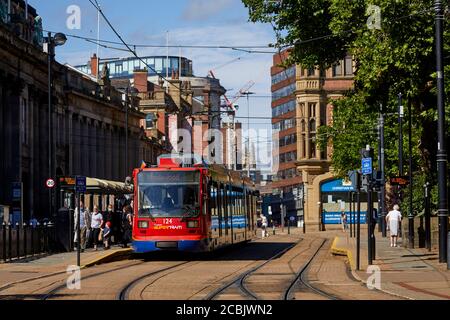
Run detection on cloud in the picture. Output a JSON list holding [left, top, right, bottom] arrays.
[[181, 0, 235, 21]]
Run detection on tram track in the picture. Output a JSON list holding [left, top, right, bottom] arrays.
[[204, 240, 301, 300], [283, 239, 340, 300]]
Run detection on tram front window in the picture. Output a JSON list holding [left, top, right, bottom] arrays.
[[137, 171, 200, 218]]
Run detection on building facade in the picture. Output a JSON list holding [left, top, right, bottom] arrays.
[[296, 56, 354, 231], [0, 6, 161, 223], [268, 49, 355, 229]]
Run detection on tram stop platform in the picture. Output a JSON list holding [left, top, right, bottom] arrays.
[[331, 229, 450, 300], [0, 246, 132, 288]]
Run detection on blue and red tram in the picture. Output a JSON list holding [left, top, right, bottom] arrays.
[[131, 154, 258, 253]]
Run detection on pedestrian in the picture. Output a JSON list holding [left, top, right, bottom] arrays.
[[104, 204, 115, 242], [386, 204, 402, 247], [261, 215, 268, 238], [73, 201, 91, 252], [341, 211, 348, 232], [103, 221, 112, 250], [90, 205, 103, 250], [121, 205, 133, 248]]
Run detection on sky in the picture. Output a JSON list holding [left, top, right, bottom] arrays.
[[29, 0, 276, 171]]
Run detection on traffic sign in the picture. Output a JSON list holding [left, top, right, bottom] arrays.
[[361, 158, 372, 175], [75, 176, 87, 193], [46, 178, 55, 189]]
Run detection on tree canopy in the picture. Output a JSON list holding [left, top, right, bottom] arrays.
[[243, 0, 449, 212]]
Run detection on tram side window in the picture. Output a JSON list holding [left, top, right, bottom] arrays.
[[210, 184, 217, 216]]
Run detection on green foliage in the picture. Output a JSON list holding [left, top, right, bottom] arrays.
[[243, 0, 449, 211]]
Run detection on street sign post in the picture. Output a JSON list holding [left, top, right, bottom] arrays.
[[362, 158, 373, 175], [75, 176, 86, 267]]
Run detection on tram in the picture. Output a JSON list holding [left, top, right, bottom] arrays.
[[131, 154, 258, 253]]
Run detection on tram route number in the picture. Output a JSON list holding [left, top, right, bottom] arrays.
[[163, 218, 173, 224], [176, 304, 273, 318]]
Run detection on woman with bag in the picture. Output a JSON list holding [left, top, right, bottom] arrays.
[[91, 206, 103, 250]]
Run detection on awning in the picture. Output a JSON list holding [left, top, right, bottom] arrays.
[[59, 177, 133, 194]]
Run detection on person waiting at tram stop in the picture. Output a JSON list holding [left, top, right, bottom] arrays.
[[90, 206, 103, 251], [74, 201, 91, 252]]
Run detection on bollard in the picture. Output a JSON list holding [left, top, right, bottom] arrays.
[[30, 223, 34, 256], [2, 222, 6, 262], [8, 223, 12, 261], [272, 225, 276, 235], [16, 223, 20, 260], [23, 223, 27, 259], [36, 222, 41, 254]]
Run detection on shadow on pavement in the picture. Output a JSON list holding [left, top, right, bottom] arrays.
[[132, 241, 297, 262]]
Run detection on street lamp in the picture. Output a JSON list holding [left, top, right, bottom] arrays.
[[44, 32, 66, 219], [124, 85, 138, 179], [434, 0, 448, 264]]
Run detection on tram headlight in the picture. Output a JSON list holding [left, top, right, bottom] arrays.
[[138, 221, 149, 229], [187, 221, 199, 228]]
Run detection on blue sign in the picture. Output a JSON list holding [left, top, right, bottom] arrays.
[[322, 211, 367, 224], [321, 179, 355, 192], [75, 176, 86, 193], [362, 158, 372, 175]]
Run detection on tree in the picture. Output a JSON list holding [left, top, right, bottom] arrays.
[[243, 0, 449, 211]]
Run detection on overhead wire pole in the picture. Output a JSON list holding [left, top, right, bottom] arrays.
[[408, 99, 414, 249], [379, 104, 387, 237], [434, 0, 448, 265]]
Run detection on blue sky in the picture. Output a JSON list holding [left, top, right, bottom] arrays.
[[29, 0, 276, 169]]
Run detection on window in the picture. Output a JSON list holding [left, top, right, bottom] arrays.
[[344, 56, 353, 76], [155, 58, 163, 72], [115, 63, 123, 75], [272, 83, 296, 101], [309, 103, 316, 117], [309, 119, 316, 132], [146, 113, 156, 129], [271, 66, 296, 85], [307, 68, 315, 76], [21, 98, 28, 145], [333, 61, 342, 76]]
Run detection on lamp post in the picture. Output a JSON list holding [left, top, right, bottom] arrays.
[[44, 32, 66, 219], [434, 0, 448, 264], [124, 85, 138, 179]]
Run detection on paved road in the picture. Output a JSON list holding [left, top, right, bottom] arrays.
[[0, 229, 404, 300]]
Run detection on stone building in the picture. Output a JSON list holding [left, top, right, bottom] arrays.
[[268, 49, 355, 230], [0, 5, 161, 223]]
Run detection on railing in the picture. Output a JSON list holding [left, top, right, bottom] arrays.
[[0, 222, 56, 262]]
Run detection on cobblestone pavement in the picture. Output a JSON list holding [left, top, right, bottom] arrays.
[[332, 227, 450, 300], [0, 228, 432, 300]]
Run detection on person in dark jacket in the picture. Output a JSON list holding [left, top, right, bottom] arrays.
[[121, 205, 133, 248]]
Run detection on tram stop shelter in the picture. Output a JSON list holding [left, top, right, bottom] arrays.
[[55, 177, 133, 252]]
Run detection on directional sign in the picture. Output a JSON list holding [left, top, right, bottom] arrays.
[[46, 178, 55, 189], [75, 176, 87, 193], [361, 157, 372, 175]]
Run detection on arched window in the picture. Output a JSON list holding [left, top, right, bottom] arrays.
[[309, 119, 316, 132], [301, 120, 306, 132]]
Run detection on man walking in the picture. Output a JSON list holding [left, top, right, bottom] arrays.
[[74, 201, 90, 252]]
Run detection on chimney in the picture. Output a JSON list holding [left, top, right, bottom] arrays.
[[134, 69, 149, 93], [91, 54, 99, 78]]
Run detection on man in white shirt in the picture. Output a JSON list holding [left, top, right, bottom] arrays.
[[261, 215, 268, 238], [386, 204, 402, 247]]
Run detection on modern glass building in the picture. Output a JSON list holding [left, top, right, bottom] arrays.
[[75, 56, 194, 79]]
